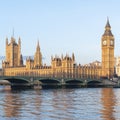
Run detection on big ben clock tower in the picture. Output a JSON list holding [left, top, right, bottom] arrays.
[[101, 18, 115, 79]]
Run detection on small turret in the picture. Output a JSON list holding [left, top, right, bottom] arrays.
[[72, 53, 75, 61], [18, 37, 21, 45], [37, 40, 40, 51], [20, 54, 23, 65], [6, 37, 8, 45]]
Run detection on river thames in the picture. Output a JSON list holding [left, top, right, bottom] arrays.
[[0, 87, 120, 120]]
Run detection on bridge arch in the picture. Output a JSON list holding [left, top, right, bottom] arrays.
[[65, 79, 83, 84], [65, 79, 84, 88], [36, 78, 60, 84], [87, 80, 102, 87], [0, 76, 29, 84], [35, 78, 61, 88]]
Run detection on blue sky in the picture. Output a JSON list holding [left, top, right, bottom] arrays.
[[0, 0, 120, 65]]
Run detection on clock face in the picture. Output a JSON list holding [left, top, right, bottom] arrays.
[[110, 40, 114, 45], [103, 40, 107, 45]]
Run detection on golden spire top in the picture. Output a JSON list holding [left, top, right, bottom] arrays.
[[37, 40, 39, 47], [36, 40, 40, 52], [105, 17, 111, 28], [103, 18, 113, 36]]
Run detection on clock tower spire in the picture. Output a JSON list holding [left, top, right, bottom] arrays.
[[101, 18, 115, 79]]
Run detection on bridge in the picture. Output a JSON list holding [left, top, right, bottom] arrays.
[[0, 76, 118, 89]]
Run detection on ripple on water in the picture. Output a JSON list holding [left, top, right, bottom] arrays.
[[0, 88, 120, 120]]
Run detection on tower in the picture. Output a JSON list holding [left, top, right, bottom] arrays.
[[34, 41, 42, 67], [3, 37, 23, 67], [101, 18, 115, 78]]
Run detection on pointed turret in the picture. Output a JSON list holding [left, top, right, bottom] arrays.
[[6, 37, 8, 45], [34, 40, 42, 67], [105, 17, 111, 28], [72, 53, 75, 61], [18, 37, 21, 45], [20, 54, 23, 65], [17, 37, 22, 66], [103, 18, 113, 36], [37, 40, 40, 51]]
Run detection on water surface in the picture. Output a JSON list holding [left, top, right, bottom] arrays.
[[0, 86, 120, 120]]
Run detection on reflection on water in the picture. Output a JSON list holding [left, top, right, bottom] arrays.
[[0, 86, 120, 120], [101, 88, 116, 120], [4, 90, 23, 117]]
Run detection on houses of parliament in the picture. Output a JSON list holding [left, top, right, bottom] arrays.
[[1, 19, 115, 79]]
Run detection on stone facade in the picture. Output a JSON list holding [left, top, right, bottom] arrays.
[[2, 19, 115, 79]]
